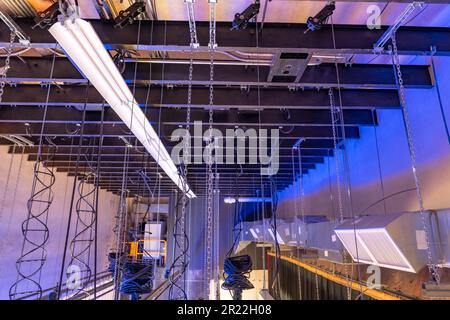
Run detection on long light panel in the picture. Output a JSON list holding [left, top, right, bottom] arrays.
[[49, 18, 195, 198], [223, 197, 272, 204]]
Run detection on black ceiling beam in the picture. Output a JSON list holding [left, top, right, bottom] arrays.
[[2, 19, 450, 55], [0, 122, 360, 139], [1, 57, 432, 89], [0, 85, 399, 109], [2, 136, 335, 149], [7, 145, 334, 157], [0, 105, 378, 126], [22, 152, 324, 163], [56, 167, 309, 175], [66, 172, 307, 178], [37, 160, 316, 170], [30, 160, 319, 169]]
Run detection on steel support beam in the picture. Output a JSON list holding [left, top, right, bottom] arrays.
[[7, 145, 334, 156], [0, 85, 400, 109], [0, 105, 378, 126], [0, 57, 433, 89], [1, 19, 449, 56], [0, 122, 360, 139]]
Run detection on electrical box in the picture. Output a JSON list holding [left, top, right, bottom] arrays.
[[267, 52, 311, 83]]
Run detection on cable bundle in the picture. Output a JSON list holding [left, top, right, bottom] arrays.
[[108, 252, 155, 300], [107, 252, 123, 278], [222, 255, 254, 300], [120, 260, 154, 300]]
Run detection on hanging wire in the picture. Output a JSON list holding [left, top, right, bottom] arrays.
[[6, 145, 25, 236], [0, 144, 16, 221], [330, 14, 365, 299], [9, 48, 57, 300], [371, 109, 387, 215], [290, 148, 303, 300], [253, 2, 269, 293], [167, 5, 197, 298], [56, 82, 92, 300], [93, 104, 106, 299]]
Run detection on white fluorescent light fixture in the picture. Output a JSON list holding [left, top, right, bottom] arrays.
[[223, 197, 271, 204], [49, 17, 195, 198]]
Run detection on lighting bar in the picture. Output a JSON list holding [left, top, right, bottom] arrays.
[[223, 197, 272, 204], [49, 16, 195, 198]]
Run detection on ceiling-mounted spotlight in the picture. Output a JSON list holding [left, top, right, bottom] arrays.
[[304, 1, 336, 34], [114, 1, 146, 29], [232, 0, 260, 30]]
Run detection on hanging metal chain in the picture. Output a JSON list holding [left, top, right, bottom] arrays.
[[171, 44, 194, 301], [205, 0, 217, 299], [0, 31, 16, 103], [391, 33, 440, 284]]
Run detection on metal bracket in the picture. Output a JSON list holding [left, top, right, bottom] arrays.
[[292, 137, 305, 150], [185, 0, 200, 48], [32, 2, 61, 29], [114, 2, 146, 29], [373, 1, 424, 51], [0, 11, 30, 46], [231, 0, 260, 31]]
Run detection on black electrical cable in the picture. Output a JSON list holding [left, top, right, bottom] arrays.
[[107, 253, 155, 300], [221, 255, 254, 300], [269, 176, 281, 299], [57, 83, 91, 300], [93, 101, 106, 299]]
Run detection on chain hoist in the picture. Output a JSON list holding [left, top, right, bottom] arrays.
[[204, 0, 217, 299], [391, 33, 440, 284], [0, 31, 16, 104]]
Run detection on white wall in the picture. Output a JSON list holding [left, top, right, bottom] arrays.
[[0, 146, 119, 299], [277, 56, 450, 219]]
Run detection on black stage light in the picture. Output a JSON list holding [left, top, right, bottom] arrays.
[[232, 1, 261, 30], [305, 1, 336, 33]]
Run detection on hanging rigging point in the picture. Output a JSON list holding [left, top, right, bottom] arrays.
[[304, 1, 336, 33], [0, 11, 30, 46], [373, 2, 424, 52], [114, 1, 147, 29], [232, 1, 260, 31]]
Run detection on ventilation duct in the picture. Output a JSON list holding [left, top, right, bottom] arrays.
[[334, 212, 441, 273]]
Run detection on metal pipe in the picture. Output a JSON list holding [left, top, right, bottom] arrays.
[[125, 58, 272, 66]]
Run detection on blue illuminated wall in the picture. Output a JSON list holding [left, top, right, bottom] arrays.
[[277, 57, 450, 219]]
